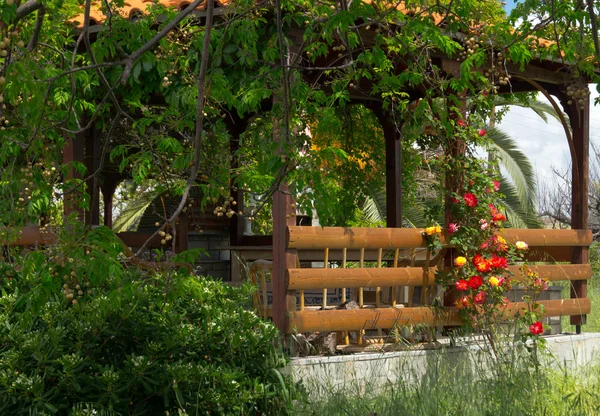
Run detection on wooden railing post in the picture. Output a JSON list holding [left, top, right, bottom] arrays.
[[561, 84, 590, 332], [273, 187, 296, 333]]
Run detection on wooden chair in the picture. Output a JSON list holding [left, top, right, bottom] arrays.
[[248, 259, 273, 319]]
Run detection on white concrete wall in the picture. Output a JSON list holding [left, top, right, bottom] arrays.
[[289, 333, 600, 397]]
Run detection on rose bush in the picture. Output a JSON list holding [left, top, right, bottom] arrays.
[[423, 121, 548, 348]]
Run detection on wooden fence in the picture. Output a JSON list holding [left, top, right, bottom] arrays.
[[284, 226, 592, 342]]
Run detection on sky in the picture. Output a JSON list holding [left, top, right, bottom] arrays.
[[495, 87, 600, 188]]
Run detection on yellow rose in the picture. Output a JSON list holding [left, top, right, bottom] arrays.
[[435, 225, 442, 234], [454, 256, 467, 267], [515, 241, 528, 250], [497, 236, 506, 244], [425, 226, 436, 236], [489, 276, 500, 287]]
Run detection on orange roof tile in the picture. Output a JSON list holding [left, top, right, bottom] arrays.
[[73, 1, 556, 52], [72, 0, 231, 26]]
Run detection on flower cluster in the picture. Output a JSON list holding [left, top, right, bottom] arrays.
[[427, 124, 549, 341]]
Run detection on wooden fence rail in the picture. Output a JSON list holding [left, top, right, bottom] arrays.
[[284, 226, 593, 340]]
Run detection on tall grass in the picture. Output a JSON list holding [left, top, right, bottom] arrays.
[[293, 346, 600, 416]]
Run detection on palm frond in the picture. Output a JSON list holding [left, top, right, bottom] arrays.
[[362, 188, 386, 224], [486, 126, 537, 212], [112, 188, 163, 232], [498, 174, 543, 229], [361, 188, 433, 228], [494, 95, 570, 129]]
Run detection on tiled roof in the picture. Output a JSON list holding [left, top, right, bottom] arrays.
[[73, 1, 555, 53], [72, 1, 449, 27], [73, 1, 231, 26]]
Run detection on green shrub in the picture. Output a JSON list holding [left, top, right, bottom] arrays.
[[0, 226, 287, 415]]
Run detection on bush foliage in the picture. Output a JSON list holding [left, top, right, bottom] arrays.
[[0, 226, 286, 415]]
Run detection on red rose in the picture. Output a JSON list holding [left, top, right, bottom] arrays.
[[452, 197, 460, 204], [529, 321, 544, 335], [474, 291, 486, 304], [473, 254, 492, 273], [490, 254, 508, 269], [464, 193, 478, 207], [457, 296, 470, 309], [455, 279, 469, 291], [492, 212, 506, 222], [457, 119, 467, 127], [467, 275, 483, 290], [478, 129, 487, 137], [493, 180, 501, 191]]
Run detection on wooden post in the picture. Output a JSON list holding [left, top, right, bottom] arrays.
[[84, 126, 101, 225], [175, 213, 189, 254], [561, 85, 590, 332], [63, 135, 85, 219], [273, 183, 297, 333], [370, 104, 402, 227], [227, 115, 249, 246], [272, 110, 297, 333], [100, 175, 119, 228]]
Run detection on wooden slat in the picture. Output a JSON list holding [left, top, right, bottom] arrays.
[[499, 229, 592, 247], [287, 298, 591, 333], [288, 226, 426, 249], [287, 264, 591, 290], [287, 226, 592, 250], [1, 225, 55, 245]]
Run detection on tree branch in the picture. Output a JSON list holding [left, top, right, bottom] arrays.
[[120, 0, 205, 84], [26, 5, 45, 51], [15, 0, 43, 23], [135, 0, 215, 256]]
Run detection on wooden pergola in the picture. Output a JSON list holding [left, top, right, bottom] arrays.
[[11, 1, 593, 341]]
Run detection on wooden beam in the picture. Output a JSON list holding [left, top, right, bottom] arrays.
[[286, 264, 592, 290], [287, 298, 591, 333], [287, 226, 592, 250]]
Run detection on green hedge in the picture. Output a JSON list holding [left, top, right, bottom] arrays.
[[0, 227, 288, 415]]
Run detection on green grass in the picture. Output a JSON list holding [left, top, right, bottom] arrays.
[[292, 251, 600, 415], [293, 348, 600, 416]]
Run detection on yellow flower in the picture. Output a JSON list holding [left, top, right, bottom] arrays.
[[454, 256, 467, 267], [497, 236, 506, 244], [489, 276, 500, 287], [425, 226, 436, 236], [516, 241, 529, 250], [435, 225, 442, 234]]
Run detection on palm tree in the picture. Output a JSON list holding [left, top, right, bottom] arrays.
[[362, 96, 563, 229]]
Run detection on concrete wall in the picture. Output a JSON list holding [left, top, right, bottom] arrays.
[[289, 333, 600, 397]]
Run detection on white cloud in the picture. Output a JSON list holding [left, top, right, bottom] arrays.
[[496, 84, 600, 186]]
